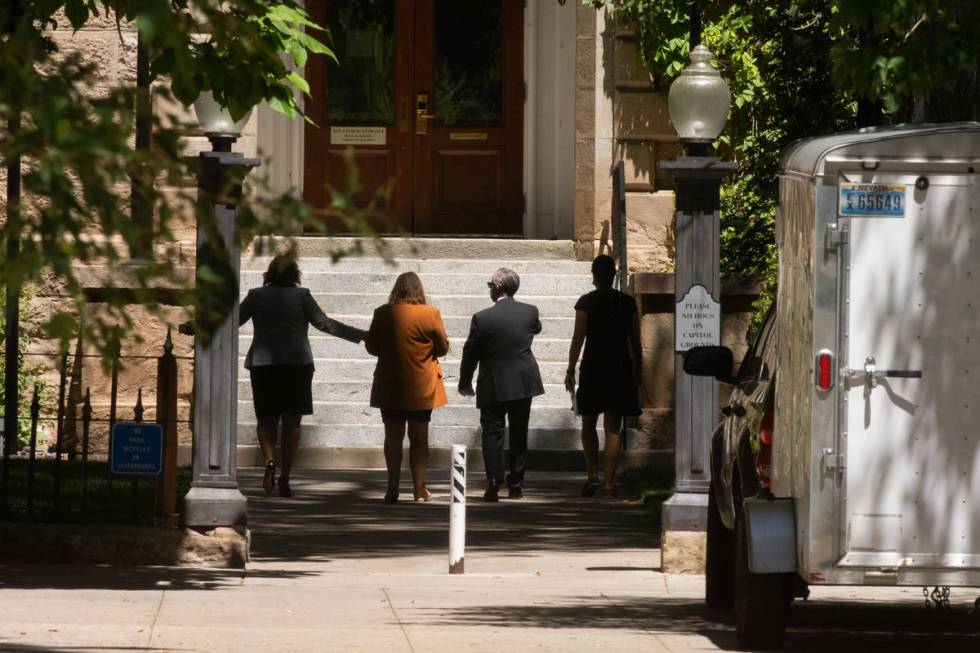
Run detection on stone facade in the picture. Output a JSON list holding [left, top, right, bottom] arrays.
[[5, 4, 760, 469], [573, 4, 681, 273]]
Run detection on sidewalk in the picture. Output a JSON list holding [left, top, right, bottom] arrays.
[[1, 469, 977, 652]]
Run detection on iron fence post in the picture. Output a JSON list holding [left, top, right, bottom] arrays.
[[53, 350, 68, 513], [155, 329, 179, 527], [80, 389, 92, 514], [25, 385, 40, 518]]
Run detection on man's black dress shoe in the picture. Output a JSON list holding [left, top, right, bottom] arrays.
[[483, 484, 500, 502]]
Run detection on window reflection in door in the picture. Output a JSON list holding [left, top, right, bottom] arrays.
[[434, 0, 503, 126], [326, 0, 395, 124]]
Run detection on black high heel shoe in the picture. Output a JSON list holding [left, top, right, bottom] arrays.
[[278, 478, 292, 498], [262, 461, 276, 495]]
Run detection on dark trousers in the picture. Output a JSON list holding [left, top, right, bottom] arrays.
[[480, 398, 532, 488]]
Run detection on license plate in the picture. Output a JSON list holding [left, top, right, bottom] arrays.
[[838, 183, 906, 218]]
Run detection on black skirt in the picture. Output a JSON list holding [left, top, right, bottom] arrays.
[[575, 360, 641, 417], [249, 364, 315, 419]]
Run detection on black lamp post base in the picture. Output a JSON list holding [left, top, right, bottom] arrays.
[[206, 133, 240, 153], [684, 141, 713, 157]]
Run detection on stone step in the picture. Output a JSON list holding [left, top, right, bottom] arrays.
[[240, 270, 594, 296], [242, 256, 592, 276], [235, 358, 574, 385], [237, 422, 583, 448], [241, 292, 582, 319], [238, 380, 575, 407], [238, 400, 579, 428], [238, 335, 572, 363], [240, 315, 576, 339], [244, 236, 580, 261]]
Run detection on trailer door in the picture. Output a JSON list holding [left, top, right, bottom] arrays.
[[838, 173, 980, 572]]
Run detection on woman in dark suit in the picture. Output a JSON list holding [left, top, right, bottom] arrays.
[[239, 255, 366, 497], [365, 272, 449, 504], [565, 255, 642, 497]]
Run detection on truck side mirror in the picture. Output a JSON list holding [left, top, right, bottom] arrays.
[[683, 346, 736, 385]]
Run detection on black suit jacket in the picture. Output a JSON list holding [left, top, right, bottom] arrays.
[[459, 297, 545, 408]]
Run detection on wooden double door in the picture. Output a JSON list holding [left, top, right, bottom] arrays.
[[304, 0, 524, 235]]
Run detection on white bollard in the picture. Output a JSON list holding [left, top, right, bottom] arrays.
[[449, 444, 466, 574]]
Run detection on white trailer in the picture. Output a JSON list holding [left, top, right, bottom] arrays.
[[768, 122, 980, 593], [683, 123, 980, 649]]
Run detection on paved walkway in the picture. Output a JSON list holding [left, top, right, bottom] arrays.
[[1, 469, 978, 652]]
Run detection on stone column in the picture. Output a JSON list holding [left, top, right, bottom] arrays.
[[182, 149, 259, 528], [658, 156, 735, 572]]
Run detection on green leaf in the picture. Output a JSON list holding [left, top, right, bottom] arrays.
[[64, 0, 89, 30], [267, 94, 298, 117], [286, 71, 310, 95]]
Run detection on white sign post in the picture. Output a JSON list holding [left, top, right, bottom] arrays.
[[675, 284, 721, 352], [449, 445, 466, 574]]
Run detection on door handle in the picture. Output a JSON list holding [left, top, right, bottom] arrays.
[[416, 94, 434, 135]]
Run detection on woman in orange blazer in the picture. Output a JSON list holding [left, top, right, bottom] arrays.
[[365, 272, 449, 504]]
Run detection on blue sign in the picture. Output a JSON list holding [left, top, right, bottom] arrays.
[[110, 422, 163, 475], [839, 183, 906, 218]]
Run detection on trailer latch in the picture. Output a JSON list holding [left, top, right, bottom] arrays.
[[826, 223, 849, 248], [841, 356, 923, 389], [822, 448, 845, 472]]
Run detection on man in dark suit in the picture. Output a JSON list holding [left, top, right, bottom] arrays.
[[459, 268, 545, 501]]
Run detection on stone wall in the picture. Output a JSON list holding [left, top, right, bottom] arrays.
[[573, 4, 680, 273]]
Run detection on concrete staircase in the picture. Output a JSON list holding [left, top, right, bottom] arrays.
[[238, 238, 594, 465]]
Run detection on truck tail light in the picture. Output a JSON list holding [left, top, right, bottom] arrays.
[[759, 405, 774, 446], [815, 349, 835, 391], [757, 405, 774, 488]]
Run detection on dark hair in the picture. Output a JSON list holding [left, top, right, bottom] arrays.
[[388, 271, 427, 305], [591, 254, 616, 289], [263, 254, 301, 287]]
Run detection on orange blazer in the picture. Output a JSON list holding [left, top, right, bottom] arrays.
[[365, 303, 450, 411]]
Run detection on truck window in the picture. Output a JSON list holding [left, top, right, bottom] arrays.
[[737, 305, 776, 381]]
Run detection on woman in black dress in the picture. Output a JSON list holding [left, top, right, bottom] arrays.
[[565, 255, 641, 497]]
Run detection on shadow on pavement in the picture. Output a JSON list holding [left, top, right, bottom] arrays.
[[1, 469, 657, 589], [419, 595, 980, 652], [242, 469, 658, 563], [0, 647, 191, 652], [0, 563, 318, 591]]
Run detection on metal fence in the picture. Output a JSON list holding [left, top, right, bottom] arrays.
[[0, 330, 191, 526]]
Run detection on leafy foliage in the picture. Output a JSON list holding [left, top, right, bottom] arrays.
[[1, 1, 385, 363], [588, 0, 979, 332], [0, 286, 54, 446], [829, 2, 980, 115]]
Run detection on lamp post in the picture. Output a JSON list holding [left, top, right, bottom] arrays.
[[182, 92, 259, 528], [658, 46, 736, 566]]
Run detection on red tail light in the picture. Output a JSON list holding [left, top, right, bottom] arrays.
[[815, 349, 835, 391], [757, 405, 774, 488], [759, 406, 774, 445]]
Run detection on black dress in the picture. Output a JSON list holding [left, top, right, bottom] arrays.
[[574, 288, 641, 417]]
